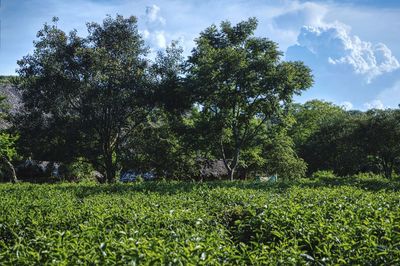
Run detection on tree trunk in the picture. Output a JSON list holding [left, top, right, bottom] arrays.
[[104, 151, 116, 183], [225, 152, 240, 181], [2, 156, 17, 183], [229, 167, 235, 181], [230, 147, 240, 181], [382, 159, 393, 179], [384, 164, 392, 179], [219, 137, 241, 181]]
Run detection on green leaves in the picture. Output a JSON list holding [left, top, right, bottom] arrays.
[[1, 180, 399, 264], [0, 133, 18, 161], [16, 15, 155, 182], [187, 18, 313, 180]]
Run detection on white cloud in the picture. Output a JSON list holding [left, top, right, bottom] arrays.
[[141, 5, 170, 50], [273, 2, 328, 29], [141, 29, 150, 39], [364, 100, 385, 110], [372, 80, 400, 109], [295, 24, 400, 83], [341, 101, 353, 110], [154, 31, 167, 49], [145, 5, 166, 26], [277, 1, 400, 85], [327, 34, 400, 83]]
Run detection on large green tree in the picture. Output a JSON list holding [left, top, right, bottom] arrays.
[[289, 100, 346, 149], [288, 100, 358, 175], [301, 112, 368, 176], [356, 109, 400, 179], [16, 16, 152, 182], [187, 18, 313, 180]]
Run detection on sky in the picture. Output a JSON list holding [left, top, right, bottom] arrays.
[[1, 0, 400, 110]]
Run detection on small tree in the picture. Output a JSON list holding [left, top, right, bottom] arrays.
[[0, 133, 18, 183], [187, 18, 313, 180], [263, 132, 307, 180], [0, 94, 18, 183]]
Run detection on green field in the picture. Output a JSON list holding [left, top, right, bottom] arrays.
[[1, 178, 400, 265]]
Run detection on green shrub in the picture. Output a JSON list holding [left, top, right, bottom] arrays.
[[311, 170, 336, 179], [351, 172, 383, 180], [0, 181, 399, 264], [66, 158, 96, 182]]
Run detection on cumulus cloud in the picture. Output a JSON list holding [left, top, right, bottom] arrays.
[[273, 2, 328, 29], [277, 1, 400, 109], [292, 24, 400, 83], [145, 5, 166, 27], [154, 31, 167, 48], [364, 100, 385, 110], [141, 5, 169, 50]]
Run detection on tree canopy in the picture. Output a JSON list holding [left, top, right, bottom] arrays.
[[11, 15, 400, 183], [16, 15, 153, 182], [187, 18, 313, 180]]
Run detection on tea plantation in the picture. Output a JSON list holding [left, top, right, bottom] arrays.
[[1, 178, 400, 265]]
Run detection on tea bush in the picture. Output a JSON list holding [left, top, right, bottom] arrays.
[[311, 170, 337, 180], [0, 179, 399, 264]]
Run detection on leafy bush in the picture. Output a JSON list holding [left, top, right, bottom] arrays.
[[66, 158, 96, 182], [0, 181, 399, 264], [311, 170, 337, 180], [264, 135, 308, 180], [351, 172, 383, 180]]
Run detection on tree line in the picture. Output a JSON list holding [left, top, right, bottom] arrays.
[[0, 15, 399, 182]]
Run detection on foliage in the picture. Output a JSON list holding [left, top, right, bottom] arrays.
[[119, 109, 198, 179], [263, 132, 307, 180], [0, 180, 400, 264], [355, 109, 400, 179], [311, 170, 336, 180], [351, 172, 384, 180], [0, 133, 18, 161], [295, 107, 365, 175], [0, 76, 14, 85], [66, 158, 96, 182], [0, 92, 12, 124], [298, 108, 400, 178], [16, 15, 153, 182], [289, 100, 346, 148], [0, 94, 18, 182], [0, 133, 19, 182], [187, 18, 313, 180]]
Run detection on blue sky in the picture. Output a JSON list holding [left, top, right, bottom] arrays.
[[1, 0, 400, 110]]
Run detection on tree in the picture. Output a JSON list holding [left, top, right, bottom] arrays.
[[119, 108, 198, 179], [263, 132, 307, 180], [356, 109, 400, 179], [187, 18, 313, 180], [301, 113, 367, 176], [288, 100, 361, 176], [236, 113, 307, 180], [16, 15, 152, 182], [289, 100, 346, 149], [0, 133, 18, 183], [116, 41, 197, 179]]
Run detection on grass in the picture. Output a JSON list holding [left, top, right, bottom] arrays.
[[0, 177, 399, 264]]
